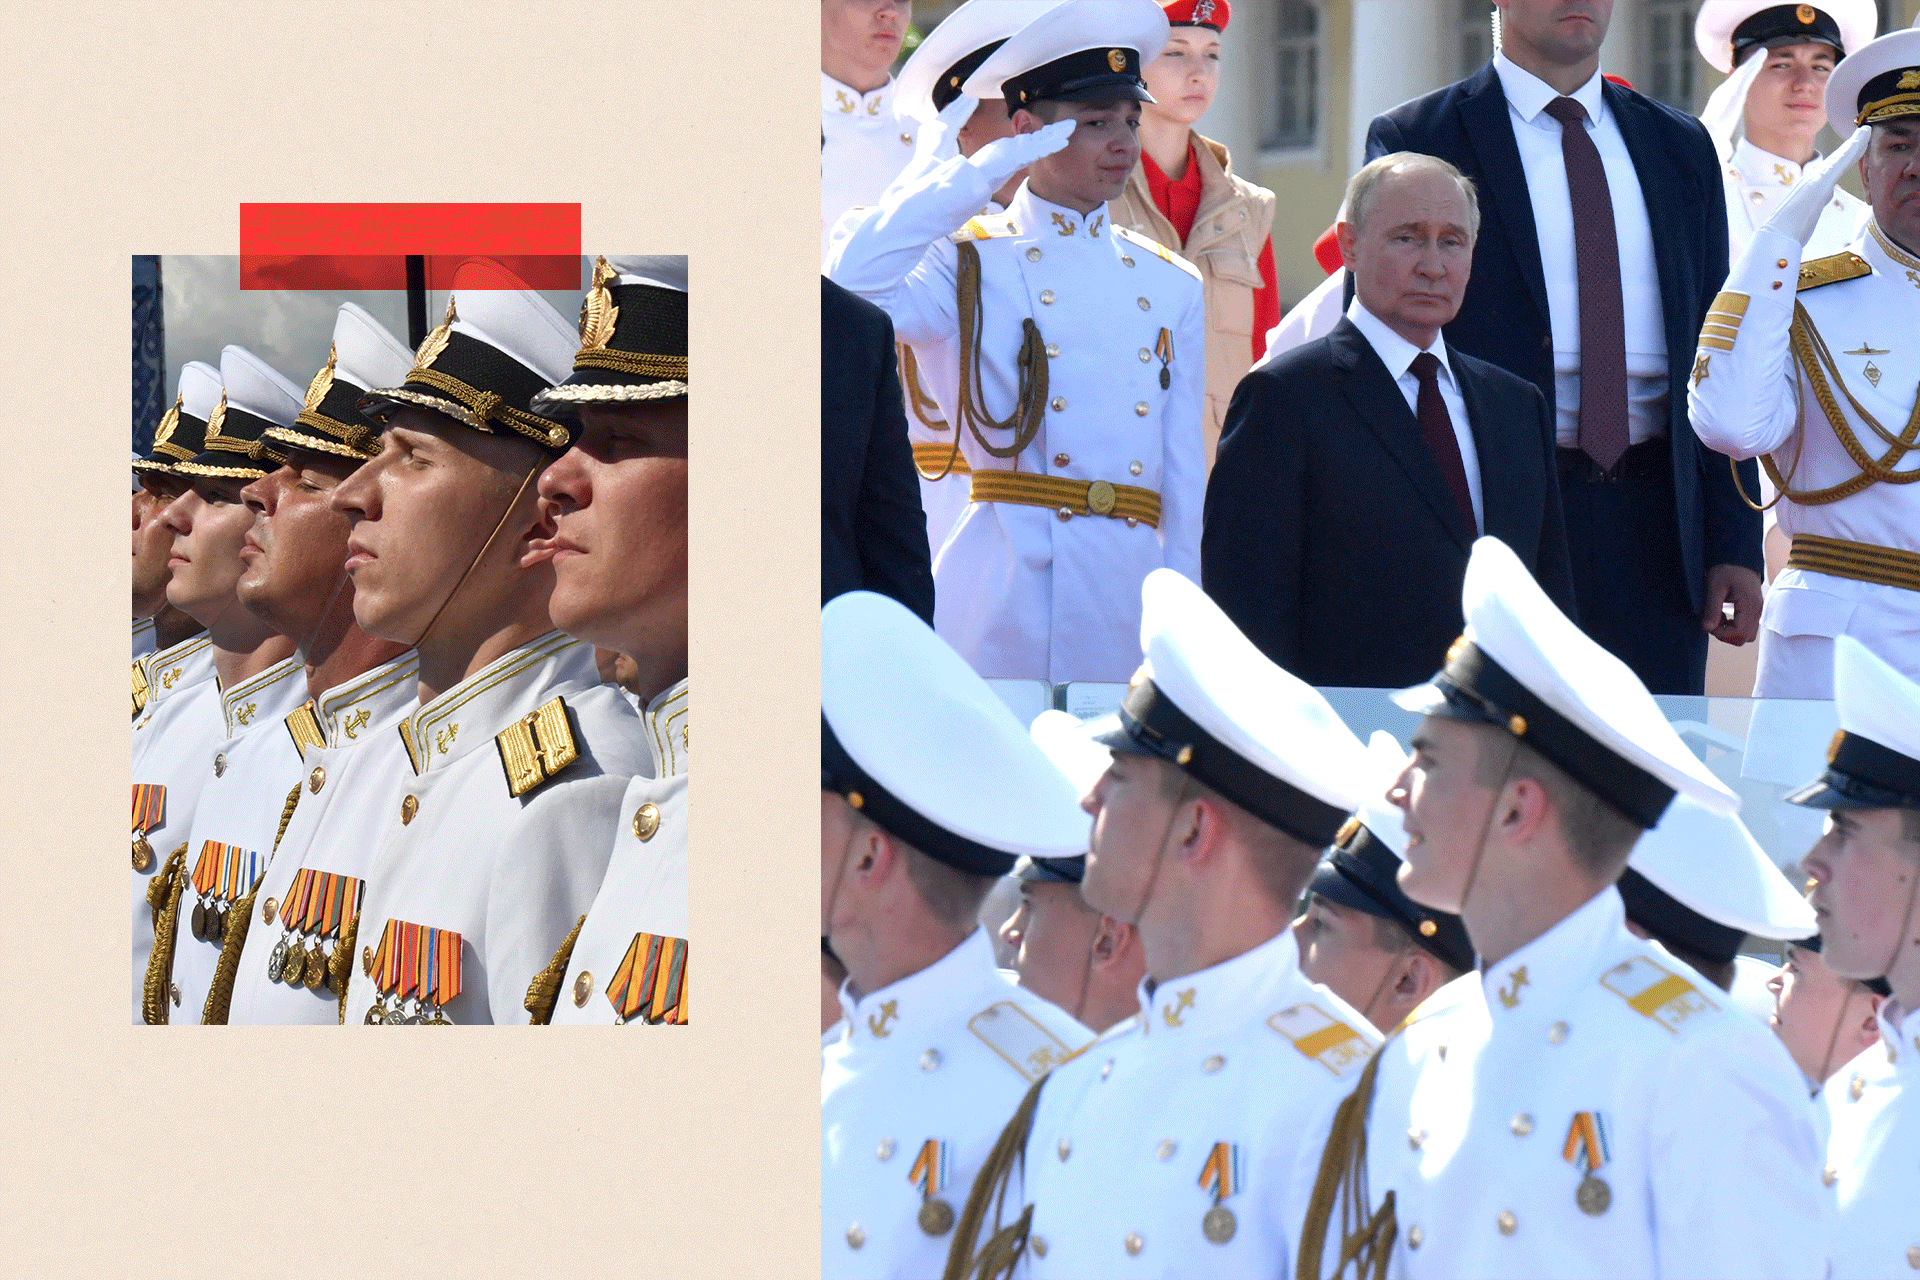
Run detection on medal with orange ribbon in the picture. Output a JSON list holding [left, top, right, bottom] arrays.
[[130, 784, 165, 872], [1562, 1111, 1612, 1216], [909, 1139, 953, 1237], [605, 932, 688, 1026], [1198, 1142, 1242, 1244], [188, 841, 259, 944], [363, 918, 461, 1024]]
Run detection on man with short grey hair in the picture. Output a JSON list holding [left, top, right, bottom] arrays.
[[1204, 150, 1573, 689]]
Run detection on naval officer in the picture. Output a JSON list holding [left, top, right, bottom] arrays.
[[1791, 637, 1920, 1278], [329, 258, 647, 1025], [1293, 537, 1827, 1280], [821, 590, 1094, 1279], [828, 0, 1206, 685], [944, 569, 1380, 1279], [1688, 25, 1920, 698], [822, 0, 919, 262], [521, 255, 690, 1027]]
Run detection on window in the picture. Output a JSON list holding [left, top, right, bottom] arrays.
[[1260, 0, 1322, 154], [1643, 0, 1700, 110], [1458, 1, 1494, 77]]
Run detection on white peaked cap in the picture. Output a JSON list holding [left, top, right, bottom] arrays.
[[1030, 708, 1114, 797], [1627, 795, 1816, 940], [1089, 569, 1369, 846], [898, 0, 1067, 121], [607, 255, 687, 293], [1827, 26, 1920, 127], [178, 361, 223, 420], [1787, 636, 1920, 810], [1354, 730, 1413, 857], [1394, 537, 1738, 824], [1694, 0, 1877, 74], [822, 591, 1091, 872], [219, 344, 303, 428], [442, 258, 577, 385], [332, 302, 415, 392], [964, 0, 1168, 101]]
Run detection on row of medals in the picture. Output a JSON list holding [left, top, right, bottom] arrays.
[[265, 922, 334, 992], [364, 994, 451, 1026], [189, 892, 237, 946]]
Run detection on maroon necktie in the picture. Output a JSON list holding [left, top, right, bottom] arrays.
[[1542, 95, 1629, 472], [1409, 351, 1476, 533]]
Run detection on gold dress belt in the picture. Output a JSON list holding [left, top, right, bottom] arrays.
[[968, 470, 1161, 528], [1788, 533, 1920, 592]]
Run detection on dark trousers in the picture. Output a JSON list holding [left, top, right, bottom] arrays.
[[1556, 437, 1707, 696]]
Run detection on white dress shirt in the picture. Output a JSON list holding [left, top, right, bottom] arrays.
[[821, 72, 918, 264], [1346, 297, 1485, 532], [1494, 53, 1669, 448]]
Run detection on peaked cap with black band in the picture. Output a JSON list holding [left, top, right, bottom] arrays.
[[358, 257, 578, 452], [1694, 1, 1876, 75], [1826, 25, 1920, 127], [266, 303, 414, 461], [1309, 731, 1475, 973], [173, 345, 302, 481], [1015, 708, 1118, 885], [964, 0, 1169, 113], [1787, 636, 1920, 812], [822, 591, 1090, 877], [532, 255, 687, 416], [1394, 538, 1739, 830], [1620, 794, 1815, 967], [133, 360, 223, 479], [1087, 569, 1369, 848], [896, 0, 1065, 122]]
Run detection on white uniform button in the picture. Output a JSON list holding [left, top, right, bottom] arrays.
[[1040, 289, 1056, 305], [1134, 402, 1149, 416], [1849, 1072, 1865, 1101], [1750, 190, 1765, 203], [877, 1138, 895, 1161], [1407, 1225, 1423, 1249], [1124, 1232, 1144, 1256], [1906, 1245, 1920, 1269], [1138, 347, 1152, 361], [846, 1225, 865, 1249], [1100, 1058, 1114, 1080], [1202, 1054, 1225, 1072], [1056, 507, 1073, 521], [920, 1048, 942, 1071], [1408, 1127, 1427, 1150], [1057, 1137, 1071, 1160], [1137, 296, 1151, 311], [1510, 1112, 1534, 1136], [1045, 343, 1060, 357], [1130, 461, 1143, 475], [1821, 1164, 1836, 1187], [1547, 1021, 1569, 1045], [1054, 452, 1071, 467], [1027, 247, 1042, 262], [1051, 397, 1067, 411], [1031, 1236, 1048, 1258], [1497, 1210, 1517, 1236], [1155, 1138, 1176, 1161], [1126, 517, 1139, 528], [1121, 254, 1136, 267]]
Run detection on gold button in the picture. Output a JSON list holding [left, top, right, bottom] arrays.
[[1039, 289, 1055, 305], [362, 945, 373, 975], [1155, 1138, 1176, 1161], [1408, 1225, 1423, 1249], [1057, 507, 1073, 521], [846, 1225, 865, 1249], [877, 1138, 895, 1161], [900, 133, 911, 145], [1134, 401, 1149, 416], [1777, 258, 1789, 268], [401, 794, 418, 825], [920, 1048, 942, 1071], [1772, 281, 1783, 289], [1137, 296, 1150, 310], [632, 803, 660, 841], [1129, 461, 1143, 475], [572, 970, 593, 1006], [309, 766, 326, 793], [1497, 1210, 1517, 1236], [1100, 1058, 1113, 1080], [1849, 1073, 1865, 1100], [1821, 1164, 1836, 1187], [1057, 1137, 1071, 1160], [1121, 254, 1135, 267], [1054, 452, 1071, 467], [1547, 1021, 1569, 1045], [1408, 1127, 1427, 1150], [1026, 247, 1042, 262], [1202, 1054, 1224, 1073], [1138, 347, 1151, 362], [1125, 1232, 1144, 1257], [1050, 396, 1066, 411], [1031, 1236, 1048, 1258], [1510, 1112, 1534, 1136], [1045, 342, 1059, 357], [261, 897, 277, 926]]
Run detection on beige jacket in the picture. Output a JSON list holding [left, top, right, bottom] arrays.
[[1111, 133, 1275, 467]]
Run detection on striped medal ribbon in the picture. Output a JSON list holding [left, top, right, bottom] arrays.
[[130, 784, 166, 871], [605, 932, 688, 1026], [1563, 1111, 1613, 1217], [909, 1139, 954, 1237], [1198, 1142, 1243, 1244], [364, 919, 400, 1024], [417, 925, 461, 1024], [269, 867, 319, 984]]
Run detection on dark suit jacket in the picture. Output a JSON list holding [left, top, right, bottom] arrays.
[[821, 277, 935, 624], [1366, 63, 1763, 607], [1204, 318, 1575, 688]]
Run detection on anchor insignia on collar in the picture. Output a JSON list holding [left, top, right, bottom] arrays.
[[1051, 212, 1079, 237], [867, 999, 899, 1038], [1497, 965, 1530, 1009], [343, 708, 371, 739], [1162, 987, 1197, 1027]]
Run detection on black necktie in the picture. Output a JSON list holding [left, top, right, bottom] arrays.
[[1410, 351, 1476, 532], [1543, 95, 1630, 472]]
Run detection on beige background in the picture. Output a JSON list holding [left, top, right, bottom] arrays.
[[3, 3, 818, 1273]]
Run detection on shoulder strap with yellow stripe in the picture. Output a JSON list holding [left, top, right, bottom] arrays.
[[496, 696, 581, 798]]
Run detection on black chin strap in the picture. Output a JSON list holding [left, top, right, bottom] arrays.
[[410, 460, 542, 651]]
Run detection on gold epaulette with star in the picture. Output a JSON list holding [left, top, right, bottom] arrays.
[[1797, 251, 1871, 291], [1115, 226, 1202, 280], [495, 695, 581, 798], [1268, 1002, 1373, 1077], [1599, 954, 1721, 1035], [284, 701, 325, 761], [949, 213, 1020, 243], [968, 999, 1079, 1082]]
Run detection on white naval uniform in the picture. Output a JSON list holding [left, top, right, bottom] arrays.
[[1294, 887, 1827, 1279], [1013, 927, 1379, 1277], [224, 651, 419, 1025], [823, 72, 919, 264], [1821, 1001, 1920, 1278], [130, 633, 221, 1023], [1722, 137, 1870, 262], [155, 656, 309, 1023], [829, 172, 1207, 684], [133, 617, 156, 662], [549, 679, 688, 1026], [338, 632, 645, 1025], [822, 928, 1093, 1280], [1687, 221, 1920, 699]]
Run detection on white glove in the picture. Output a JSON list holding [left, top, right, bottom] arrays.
[[1765, 124, 1871, 246], [967, 119, 1076, 193]]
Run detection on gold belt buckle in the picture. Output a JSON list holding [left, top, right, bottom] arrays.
[[1086, 480, 1116, 516]]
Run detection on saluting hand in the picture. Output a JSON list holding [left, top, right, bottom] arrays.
[[1765, 124, 1872, 247], [968, 118, 1076, 192]]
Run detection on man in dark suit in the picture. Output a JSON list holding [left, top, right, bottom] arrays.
[[821, 275, 935, 623], [1205, 151, 1574, 690], [1364, 0, 1764, 695]]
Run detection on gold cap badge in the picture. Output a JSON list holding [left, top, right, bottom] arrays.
[[579, 255, 620, 351], [1108, 48, 1127, 73], [1796, 4, 1816, 24], [304, 343, 336, 412]]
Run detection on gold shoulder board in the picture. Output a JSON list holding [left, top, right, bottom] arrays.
[[133, 661, 151, 717], [1268, 1003, 1373, 1076], [1115, 226, 1202, 280], [949, 214, 1021, 243], [967, 999, 1079, 1083], [1599, 955, 1720, 1035], [1797, 252, 1870, 291], [284, 701, 326, 761], [496, 696, 582, 798]]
